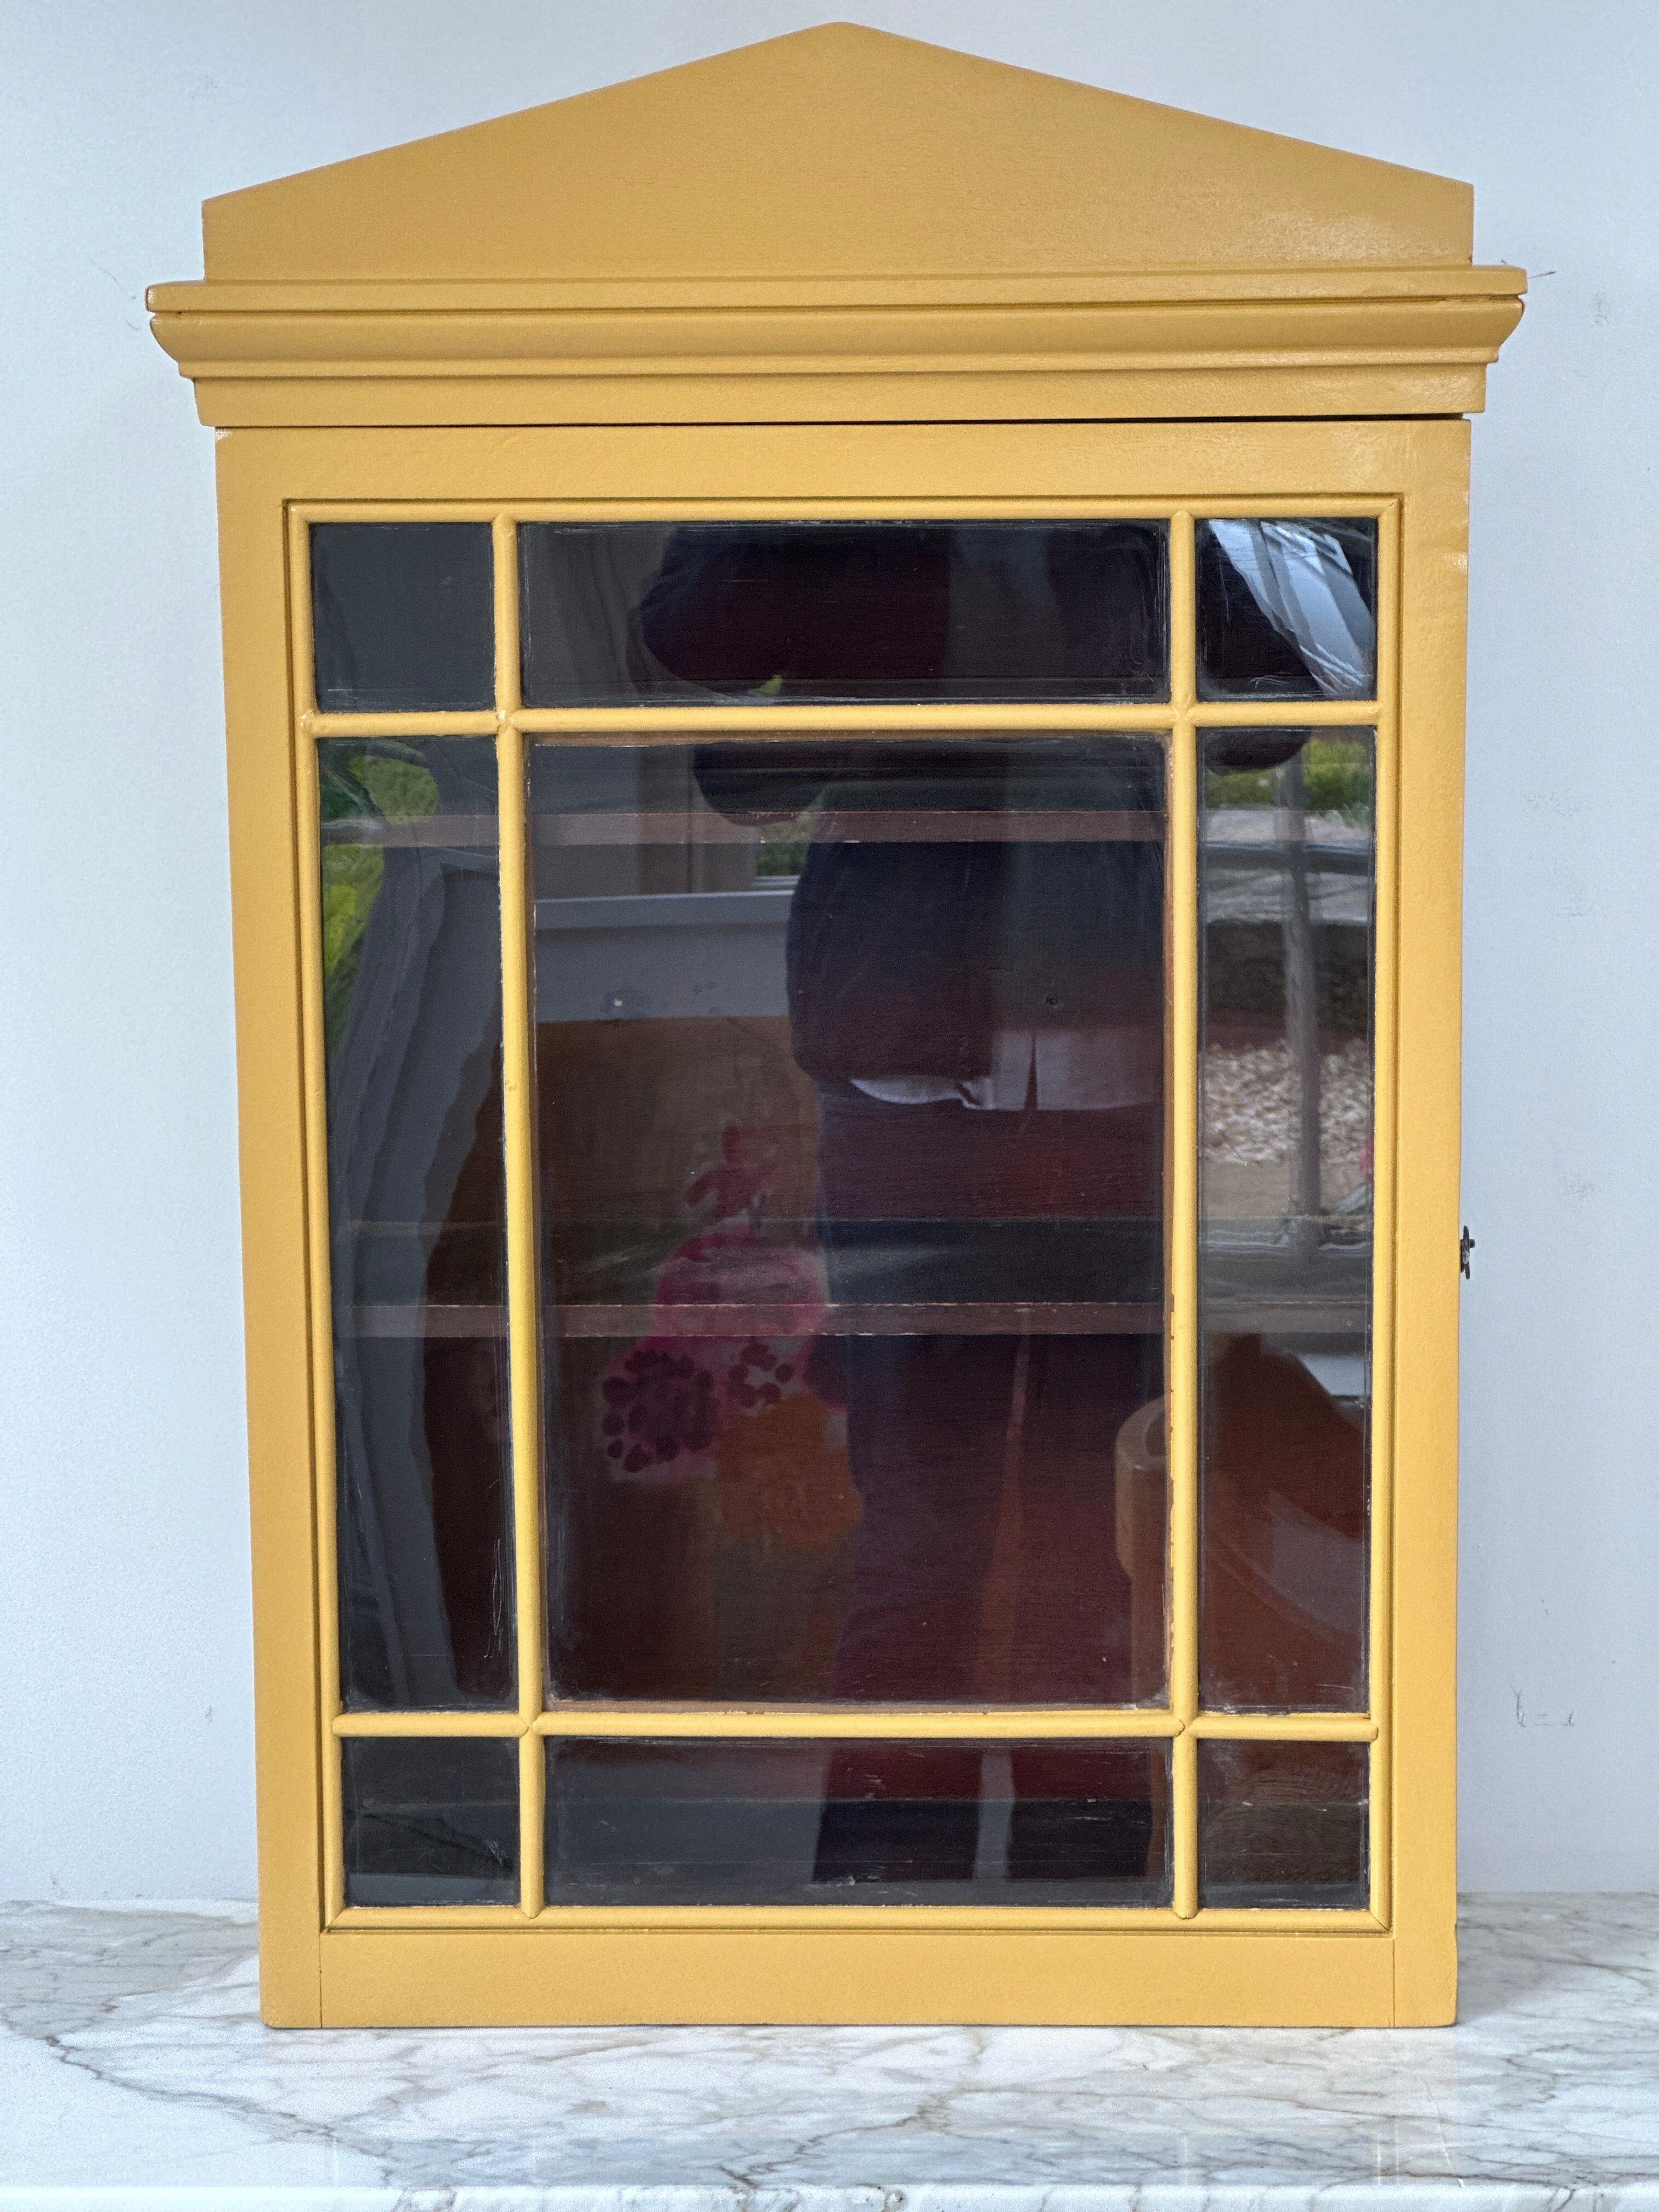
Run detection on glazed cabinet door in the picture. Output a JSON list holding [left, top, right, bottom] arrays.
[[214, 419, 1463, 2025]]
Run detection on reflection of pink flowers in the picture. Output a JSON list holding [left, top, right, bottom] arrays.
[[727, 1337, 795, 1410], [601, 1225, 828, 1484], [680, 1124, 782, 1223], [601, 1345, 721, 1476]]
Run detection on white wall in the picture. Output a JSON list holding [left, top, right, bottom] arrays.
[[3, 0, 1654, 1900]]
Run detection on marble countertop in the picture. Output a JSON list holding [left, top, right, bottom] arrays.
[[2, 1895, 1656, 2209]]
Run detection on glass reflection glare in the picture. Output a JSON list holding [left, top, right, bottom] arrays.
[[1196, 520, 1377, 702]]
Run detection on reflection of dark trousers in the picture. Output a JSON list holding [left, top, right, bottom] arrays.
[[815, 1083, 1163, 1706], [811, 1086, 1163, 1875], [828, 1330, 1148, 1702]]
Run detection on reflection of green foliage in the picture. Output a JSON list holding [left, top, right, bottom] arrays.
[[321, 848, 383, 1049], [352, 755, 438, 821], [1205, 763, 1276, 809], [1302, 741, 1372, 822], [319, 744, 440, 825], [753, 806, 815, 878], [1206, 738, 1372, 824], [755, 838, 811, 877], [317, 743, 441, 1050]]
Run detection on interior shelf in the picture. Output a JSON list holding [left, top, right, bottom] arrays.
[[346, 1298, 1375, 1339]]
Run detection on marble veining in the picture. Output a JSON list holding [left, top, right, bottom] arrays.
[[2, 1896, 1657, 2209]]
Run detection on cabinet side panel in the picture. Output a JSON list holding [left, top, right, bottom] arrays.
[[216, 433, 324, 2024], [1389, 420, 1469, 2024]]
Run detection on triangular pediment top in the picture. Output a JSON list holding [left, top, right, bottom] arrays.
[[200, 24, 1474, 285]]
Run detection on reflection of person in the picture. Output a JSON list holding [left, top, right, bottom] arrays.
[[695, 729, 1171, 1881], [645, 524, 1341, 1886]]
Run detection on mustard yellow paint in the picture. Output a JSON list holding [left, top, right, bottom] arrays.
[[146, 24, 1521, 427], [196, 24, 1475, 283], [156, 26, 1518, 2029]]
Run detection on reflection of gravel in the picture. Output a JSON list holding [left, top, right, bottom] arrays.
[[1204, 1038, 1372, 1164]]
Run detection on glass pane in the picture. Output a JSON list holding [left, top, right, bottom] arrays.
[[342, 1736, 518, 1905], [1198, 1739, 1368, 1909], [320, 739, 515, 1709], [519, 522, 1168, 704], [1198, 732, 1372, 1712], [546, 1737, 1169, 1905], [1196, 520, 1376, 702], [312, 522, 494, 712], [533, 736, 1168, 1705]]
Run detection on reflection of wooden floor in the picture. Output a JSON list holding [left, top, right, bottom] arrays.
[[348, 1300, 1163, 1339], [567, 1300, 1164, 1338], [348, 1294, 1378, 1339]]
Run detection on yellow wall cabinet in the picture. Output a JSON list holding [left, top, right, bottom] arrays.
[[150, 26, 1522, 2028]]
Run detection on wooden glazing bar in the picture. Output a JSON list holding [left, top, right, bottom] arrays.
[[1368, 497, 1402, 1928], [287, 507, 345, 1926], [494, 527, 548, 1807], [334, 1709, 527, 1737], [1188, 699, 1379, 727], [332, 1703, 1378, 1743], [518, 1729, 545, 1920], [1166, 510, 1200, 1921], [303, 710, 501, 737], [300, 698, 1379, 741], [331, 1705, 1379, 1743], [1171, 1731, 1198, 1922], [515, 703, 1178, 736], [1187, 1712, 1379, 1741], [532, 1705, 1181, 1740]]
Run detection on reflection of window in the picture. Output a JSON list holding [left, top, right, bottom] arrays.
[[306, 511, 1387, 1936], [319, 738, 512, 1710], [1200, 732, 1374, 1715]]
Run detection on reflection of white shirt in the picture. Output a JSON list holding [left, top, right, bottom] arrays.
[[851, 1025, 1159, 1112], [845, 526, 1365, 1119]]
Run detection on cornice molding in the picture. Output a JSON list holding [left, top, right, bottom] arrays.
[[149, 275, 1525, 427]]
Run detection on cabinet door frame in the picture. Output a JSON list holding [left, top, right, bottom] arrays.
[[216, 416, 1465, 2026]]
